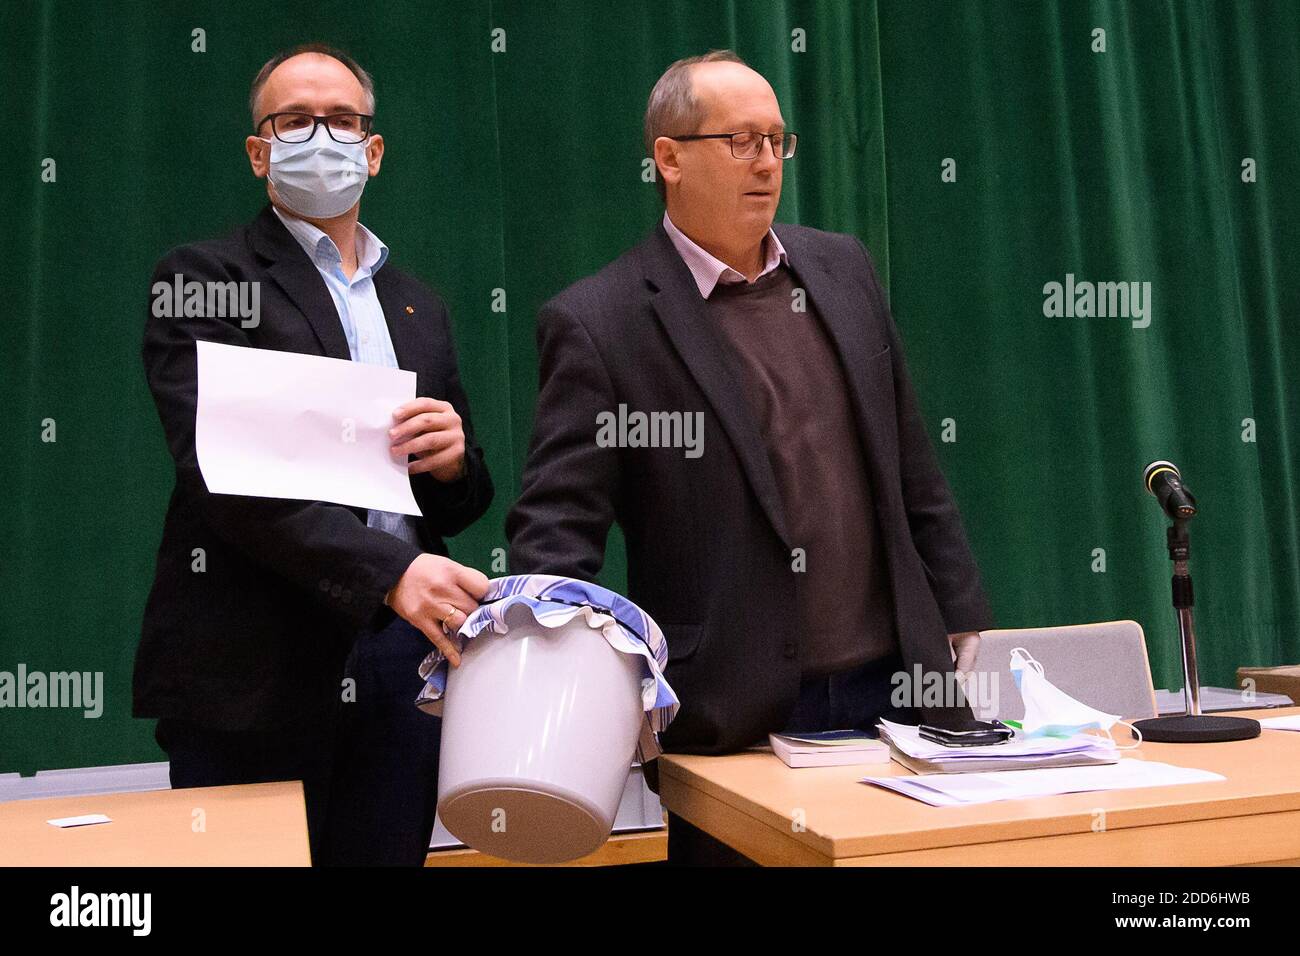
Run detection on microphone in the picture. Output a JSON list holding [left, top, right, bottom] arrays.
[[1144, 460, 1198, 519], [1134, 457, 1259, 742]]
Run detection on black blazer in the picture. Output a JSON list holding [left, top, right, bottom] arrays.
[[507, 222, 993, 754], [135, 205, 493, 732]]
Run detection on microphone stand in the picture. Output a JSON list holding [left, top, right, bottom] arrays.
[[1133, 515, 1260, 743]]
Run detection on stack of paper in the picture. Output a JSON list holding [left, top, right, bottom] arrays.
[[876, 719, 1121, 774], [861, 759, 1225, 807]]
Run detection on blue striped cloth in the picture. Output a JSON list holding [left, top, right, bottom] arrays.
[[415, 575, 680, 761]]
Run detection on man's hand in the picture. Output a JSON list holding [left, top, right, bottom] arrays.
[[390, 398, 466, 483], [949, 630, 981, 685], [386, 554, 489, 665]]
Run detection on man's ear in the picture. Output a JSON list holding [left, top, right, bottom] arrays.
[[653, 136, 682, 191], [365, 134, 384, 177], [245, 135, 270, 179]]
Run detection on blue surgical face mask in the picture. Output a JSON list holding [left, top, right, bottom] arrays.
[[264, 125, 369, 219]]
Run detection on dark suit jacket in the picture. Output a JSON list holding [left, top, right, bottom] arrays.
[[135, 205, 493, 732], [507, 221, 993, 755]]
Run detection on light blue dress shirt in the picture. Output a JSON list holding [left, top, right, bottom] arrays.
[[272, 206, 422, 548]]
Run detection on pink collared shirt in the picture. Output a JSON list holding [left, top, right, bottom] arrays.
[[662, 213, 789, 299]]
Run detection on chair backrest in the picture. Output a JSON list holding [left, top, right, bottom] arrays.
[[967, 620, 1157, 723]]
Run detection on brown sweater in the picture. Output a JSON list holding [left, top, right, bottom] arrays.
[[706, 265, 898, 677]]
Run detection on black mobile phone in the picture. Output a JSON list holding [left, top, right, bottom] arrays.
[[917, 719, 1014, 747]]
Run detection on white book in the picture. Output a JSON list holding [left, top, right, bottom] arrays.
[[769, 731, 891, 768]]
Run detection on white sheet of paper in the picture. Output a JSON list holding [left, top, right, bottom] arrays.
[[861, 759, 1225, 807], [48, 814, 112, 828], [195, 341, 421, 515], [1261, 715, 1300, 732]]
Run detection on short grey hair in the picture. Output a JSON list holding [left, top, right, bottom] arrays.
[[644, 49, 747, 201], [249, 43, 376, 129]]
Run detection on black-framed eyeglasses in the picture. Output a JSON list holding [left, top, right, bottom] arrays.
[[257, 112, 374, 145], [668, 131, 797, 160]]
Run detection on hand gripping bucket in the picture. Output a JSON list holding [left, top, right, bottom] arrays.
[[417, 576, 678, 864]]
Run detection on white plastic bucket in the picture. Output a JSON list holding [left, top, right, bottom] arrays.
[[436, 602, 646, 863]]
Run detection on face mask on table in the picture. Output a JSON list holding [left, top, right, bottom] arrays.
[[1009, 646, 1142, 749]]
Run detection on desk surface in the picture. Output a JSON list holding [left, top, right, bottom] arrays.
[[0, 781, 310, 866], [658, 707, 1300, 866]]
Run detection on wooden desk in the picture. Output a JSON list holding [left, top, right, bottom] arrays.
[[425, 827, 667, 867], [658, 707, 1300, 866], [0, 781, 310, 866]]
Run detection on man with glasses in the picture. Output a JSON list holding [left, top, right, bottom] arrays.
[[508, 51, 992, 863], [136, 44, 494, 865]]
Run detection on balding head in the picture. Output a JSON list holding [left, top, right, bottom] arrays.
[[644, 52, 744, 148], [249, 44, 375, 130], [687, 59, 780, 128], [645, 50, 747, 201], [647, 51, 787, 269]]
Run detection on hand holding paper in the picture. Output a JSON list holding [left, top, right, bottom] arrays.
[[390, 397, 467, 482]]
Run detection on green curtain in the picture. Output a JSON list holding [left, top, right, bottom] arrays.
[[1, 0, 1295, 775]]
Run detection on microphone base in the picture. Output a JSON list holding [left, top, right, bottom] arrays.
[[1132, 714, 1260, 743]]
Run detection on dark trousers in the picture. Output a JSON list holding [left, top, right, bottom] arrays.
[[328, 617, 443, 866], [667, 652, 917, 866], [156, 617, 443, 866]]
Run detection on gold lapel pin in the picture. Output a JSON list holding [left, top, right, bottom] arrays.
[[405, 305, 415, 315]]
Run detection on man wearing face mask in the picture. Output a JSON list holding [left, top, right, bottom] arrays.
[[135, 44, 494, 866]]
